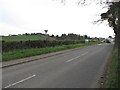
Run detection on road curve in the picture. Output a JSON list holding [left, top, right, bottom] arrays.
[[2, 43, 113, 88]]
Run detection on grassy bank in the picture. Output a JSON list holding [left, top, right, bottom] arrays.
[[2, 35, 48, 42], [2, 42, 101, 62], [104, 47, 119, 88]]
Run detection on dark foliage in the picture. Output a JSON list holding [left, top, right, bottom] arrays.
[[2, 40, 85, 52]]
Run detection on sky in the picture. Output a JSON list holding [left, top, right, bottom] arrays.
[[0, 0, 115, 38]]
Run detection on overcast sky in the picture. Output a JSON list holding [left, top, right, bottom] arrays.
[[0, 0, 115, 38]]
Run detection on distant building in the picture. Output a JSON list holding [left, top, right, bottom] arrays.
[[85, 39, 89, 43], [106, 37, 114, 44]]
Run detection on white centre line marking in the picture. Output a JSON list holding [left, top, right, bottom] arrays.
[[4, 74, 36, 88], [66, 52, 88, 63]]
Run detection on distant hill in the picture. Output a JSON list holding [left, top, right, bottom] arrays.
[[2, 34, 56, 42]]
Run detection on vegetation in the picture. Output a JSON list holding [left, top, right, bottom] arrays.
[[56, 0, 120, 88], [2, 32, 103, 62], [2, 0, 120, 88], [2, 42, 101, 62], [100, 1, 120, 88], [2, 33, 87, 42], [104, 47, 119, 88], [78, 0, 120, 88], [3, 33, 101, 52], [2, 40, 85, 52], [101, 1, 120, 57], [2, 34, 54, 42]]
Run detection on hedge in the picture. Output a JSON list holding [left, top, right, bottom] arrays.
[[2, 40, 85, 52]]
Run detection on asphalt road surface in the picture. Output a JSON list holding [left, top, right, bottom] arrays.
[[2, 43, 113, 88]]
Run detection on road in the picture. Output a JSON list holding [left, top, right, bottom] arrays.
[[2, 43, 113, 88]]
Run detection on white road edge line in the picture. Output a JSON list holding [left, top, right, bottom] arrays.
[[66, 52, 88, 63], [4, 74, 36, 88]]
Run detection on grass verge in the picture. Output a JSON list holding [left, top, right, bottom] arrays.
[[2, 42, 101, 62], [104, 47, 119, 88]]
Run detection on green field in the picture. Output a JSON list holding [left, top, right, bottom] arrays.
[[2, 42, 101, 62], [2, 34, 55, 42]]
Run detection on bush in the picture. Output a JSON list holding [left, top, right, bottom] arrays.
[[2, 40, 84, 52]]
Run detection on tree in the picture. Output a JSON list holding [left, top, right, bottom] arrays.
[[55, 35, 59, 39], [60, 34, 67, 40], [56, 0, 117, 5], [100, 1, 120, 55], [51, 34, 54, 37], [84, 35, 88, 39], [56, 0, 120, 88], [108, 36, 112, 38], [68, 33, 79, 40], [57, 0, 120, 45]]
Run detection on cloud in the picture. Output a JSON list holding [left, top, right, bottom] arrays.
[[0, 0, 114, 38], [0, 22, 25, 35]]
